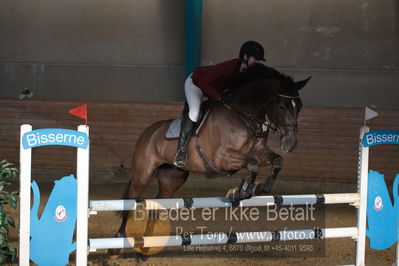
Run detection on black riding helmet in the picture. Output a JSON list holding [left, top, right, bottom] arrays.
[[239, 41, 266, 62]]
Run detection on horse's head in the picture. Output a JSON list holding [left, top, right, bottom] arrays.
[[231, 64, 311, 153], [265, 76, 310, 152]]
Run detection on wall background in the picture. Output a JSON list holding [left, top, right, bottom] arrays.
[[1, 0, 398, 108], [2, 99, 398, 187]]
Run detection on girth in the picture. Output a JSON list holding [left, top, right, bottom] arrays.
[[195, 144, 237, 177]]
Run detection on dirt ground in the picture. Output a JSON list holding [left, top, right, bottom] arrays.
[[10, 177, 396, 266]]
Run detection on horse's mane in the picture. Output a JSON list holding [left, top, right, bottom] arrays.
[[227, 64, 293, 91]]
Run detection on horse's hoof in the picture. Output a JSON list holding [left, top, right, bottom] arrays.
[[108, 248, 120, 256], [108, 232, 124, 256], [226, 188, 241, 202], [253, 182, 273, 195], [136, 252, 149, 262], [263, 183, 273, 194], [253, 183, 265, 195], [239, 192, 253, 200]]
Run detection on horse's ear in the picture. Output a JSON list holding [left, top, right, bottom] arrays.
[[295, 76, 312, 90]]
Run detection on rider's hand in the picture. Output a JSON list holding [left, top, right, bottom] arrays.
[[219, 89, 234, 104]]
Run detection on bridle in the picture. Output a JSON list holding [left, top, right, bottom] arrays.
[[264, 93, 300, 137], [225, 93, 300, 139]]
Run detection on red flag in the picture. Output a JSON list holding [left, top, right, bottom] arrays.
[[69, 104, 88, 126]]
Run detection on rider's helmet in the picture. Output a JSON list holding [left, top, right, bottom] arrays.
[[239, 41, 266, 62]]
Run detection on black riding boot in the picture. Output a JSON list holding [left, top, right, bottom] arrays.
[[173, 115, 196, 168]]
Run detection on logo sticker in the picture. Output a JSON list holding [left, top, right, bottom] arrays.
[[54, 205, 67, 222], [374, 196, 383, 211]]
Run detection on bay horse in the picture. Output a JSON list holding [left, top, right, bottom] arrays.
[[115, 64, 310, 243]]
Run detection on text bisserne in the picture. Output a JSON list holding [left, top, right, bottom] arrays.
[[22, 128, 89, 149], [363, 130, 399, 147]]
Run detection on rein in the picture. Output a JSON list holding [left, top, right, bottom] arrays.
[[277, 94, 300, 99], [224, 103, 267, 138]]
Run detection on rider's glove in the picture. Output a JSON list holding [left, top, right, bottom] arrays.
[[219, 89, 234, 104]]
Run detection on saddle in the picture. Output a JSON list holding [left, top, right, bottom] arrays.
[[165, 99, 212, 141], [165, 100, 238, 177]]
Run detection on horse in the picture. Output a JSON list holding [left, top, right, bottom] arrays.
[[114, 64, 311, 247]]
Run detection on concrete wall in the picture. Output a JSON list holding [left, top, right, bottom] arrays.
[[0, 0, 185, 101], [1, 0, 399, 108], [202, 0, 399, 108]]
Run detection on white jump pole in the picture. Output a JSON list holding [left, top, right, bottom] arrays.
[[88, 227, 359, 250], [76, 125, 90, 266], [89, 193, 360, 212], [19, 125, 32, 266]]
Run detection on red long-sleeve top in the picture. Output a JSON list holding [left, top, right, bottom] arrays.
[[191, 59, 241, 100]]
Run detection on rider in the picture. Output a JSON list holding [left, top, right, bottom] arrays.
[[173, 41, 266, 168]]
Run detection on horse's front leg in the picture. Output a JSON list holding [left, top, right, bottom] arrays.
[[254, 153, 283, 195], [226, 159, 259, 201]]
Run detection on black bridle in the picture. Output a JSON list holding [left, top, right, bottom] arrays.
[[266, 93, 301, 137], [225, 93, 300, 139]]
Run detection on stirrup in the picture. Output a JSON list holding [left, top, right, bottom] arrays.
[[173, 149, 188, 168]]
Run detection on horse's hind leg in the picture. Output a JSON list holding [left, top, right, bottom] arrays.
[[141, 166, 189, 240], [135, 166, 189, 259], [109, 159, 160, 255], [156, 165, 189, 198], [139, 165, 190, 239], [139, 166, 189, 243], [254, 154, 284, 195], [116, 172, 154, 237]]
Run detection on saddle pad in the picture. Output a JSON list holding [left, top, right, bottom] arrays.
[[165, 117, 182, 140], [165, 107, 211, 141]]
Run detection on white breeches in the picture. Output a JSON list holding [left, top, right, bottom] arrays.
[[184, 74, 207, 122]]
